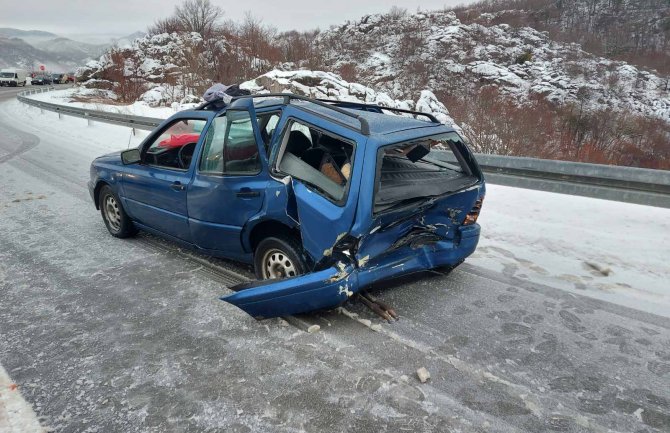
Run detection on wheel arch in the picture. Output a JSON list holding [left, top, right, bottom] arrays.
[[245, 219, 302, 253], [93, 180, 112, 210]]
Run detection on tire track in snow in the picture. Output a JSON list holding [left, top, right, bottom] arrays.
[[0, 119, 39, 165]]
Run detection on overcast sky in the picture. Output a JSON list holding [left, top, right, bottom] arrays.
[[0, 0, 473, 38]]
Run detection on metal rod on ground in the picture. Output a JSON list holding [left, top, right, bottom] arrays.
[[357, 293, 394, 322], [361, 291, 399, 320]]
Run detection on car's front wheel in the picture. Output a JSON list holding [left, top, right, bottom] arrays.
[[254, 236, 307, 280], [99, 185, 137, 238]]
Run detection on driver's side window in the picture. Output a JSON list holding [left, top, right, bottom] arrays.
[[144, 119, 206, 170]]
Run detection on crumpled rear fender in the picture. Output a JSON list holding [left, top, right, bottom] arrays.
[[221, 224, 481, 320]]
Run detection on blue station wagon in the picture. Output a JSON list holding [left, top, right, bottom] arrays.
[[89, 94, 486, 319]]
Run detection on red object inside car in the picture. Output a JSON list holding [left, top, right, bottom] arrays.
[[159, 134, 200, 149]]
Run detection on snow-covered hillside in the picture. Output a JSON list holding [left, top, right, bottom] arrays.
[[70, 7, 669, 168], [316, 10, 669, 122], [241, 70, 458, 126], [36, 69, 460, 128]]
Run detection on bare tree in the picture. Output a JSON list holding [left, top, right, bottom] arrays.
[[149, 16, 184, 35], [174, 0, 223, 37]]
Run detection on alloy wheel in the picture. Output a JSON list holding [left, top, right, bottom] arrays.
[[104, 195, 122, 232], [262, 248, 297, 279]]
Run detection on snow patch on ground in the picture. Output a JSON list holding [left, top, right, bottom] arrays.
[[472, 184, 670, 317], [27, 88, 177, 119], [0, 365, 44, 432]]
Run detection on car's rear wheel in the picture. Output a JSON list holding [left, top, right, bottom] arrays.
[[99, 185, 137, 238], [254, 236, 307, 280]]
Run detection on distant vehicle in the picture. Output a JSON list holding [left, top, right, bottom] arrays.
[[0, 68, 27, 87], [88, 94, 486, 319], [65, 73, 75, 83], [31, 74, 53, 85], [51, 73, 67, 84]]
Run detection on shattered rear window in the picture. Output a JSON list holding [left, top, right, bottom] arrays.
[[375, 132, 478, 213]]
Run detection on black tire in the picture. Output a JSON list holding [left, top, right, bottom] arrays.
[[99, 185, 137, 238], [254, 235, 308, 280]]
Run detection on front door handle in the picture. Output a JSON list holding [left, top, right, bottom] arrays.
[[170, 181, 186, 192], [236, 188, 260, 198]]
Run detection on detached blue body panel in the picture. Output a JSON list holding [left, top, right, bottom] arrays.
[[90, 98, 486, 320], [223, 224, 481, 319]]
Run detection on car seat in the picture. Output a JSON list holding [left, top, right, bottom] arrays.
[[285, 131, 312, 157]]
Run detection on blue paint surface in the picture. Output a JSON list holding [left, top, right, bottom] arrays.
[[90, 100, 486, 318]]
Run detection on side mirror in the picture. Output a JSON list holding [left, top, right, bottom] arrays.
[[121, 148, 141, 165]]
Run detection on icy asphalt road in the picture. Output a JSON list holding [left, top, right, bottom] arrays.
[[0, 87, 669, 433]]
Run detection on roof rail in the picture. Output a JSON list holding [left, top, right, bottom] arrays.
[[315, 99, 441, 124], [228, 93, 371, 135]]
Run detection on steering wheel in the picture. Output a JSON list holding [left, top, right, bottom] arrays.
[[178, 142, 197, 169]]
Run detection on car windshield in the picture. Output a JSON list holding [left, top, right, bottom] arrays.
[[1, 73, 14, 78]]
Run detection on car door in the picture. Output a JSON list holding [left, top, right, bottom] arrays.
[[221, 110, 367, 319], [273, 112, 364, 261], [122, 115, 209, 241], [187, 102, 271, 256]]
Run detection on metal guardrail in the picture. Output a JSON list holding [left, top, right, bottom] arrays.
[[17, 87, 161, 130], [17, 87, 670, 208], [475, 154, 670, 208]]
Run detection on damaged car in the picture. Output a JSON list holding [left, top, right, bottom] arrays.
[[89, 94, 485, 319]]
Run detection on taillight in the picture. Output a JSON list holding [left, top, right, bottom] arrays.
[[463, 196, 484, 225]]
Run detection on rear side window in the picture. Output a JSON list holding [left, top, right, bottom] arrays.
[[277, 120, 354, 202], [200, 111, 261, 175]]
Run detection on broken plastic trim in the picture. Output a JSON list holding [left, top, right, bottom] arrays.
[[223, 263, 356, 320]]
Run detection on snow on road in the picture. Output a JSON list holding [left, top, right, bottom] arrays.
[[0, 366, 44, 433], [5, 96, 670, 318], [473, 185, 670, 317]]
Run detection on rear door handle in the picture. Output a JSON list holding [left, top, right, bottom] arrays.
[[170, 181, 186, 191], [236, 188, 260, 198]]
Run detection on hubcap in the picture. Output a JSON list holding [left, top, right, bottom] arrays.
[[104, 195, 122, 231], [262, 249, 297, 280]]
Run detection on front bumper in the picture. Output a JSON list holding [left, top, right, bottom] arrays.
[[222, 224, 480, 319]]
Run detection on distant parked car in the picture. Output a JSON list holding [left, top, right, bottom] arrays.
[[88, 94, 486, 319], [31, 74, 53, 85], [65, 73, 75, 83], [51, 73, 66, 84]]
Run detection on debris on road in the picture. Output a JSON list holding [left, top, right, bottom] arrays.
[[584, 261, 612, 276], [417, 367, 431, 383], [282, 316, 321, 333]]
